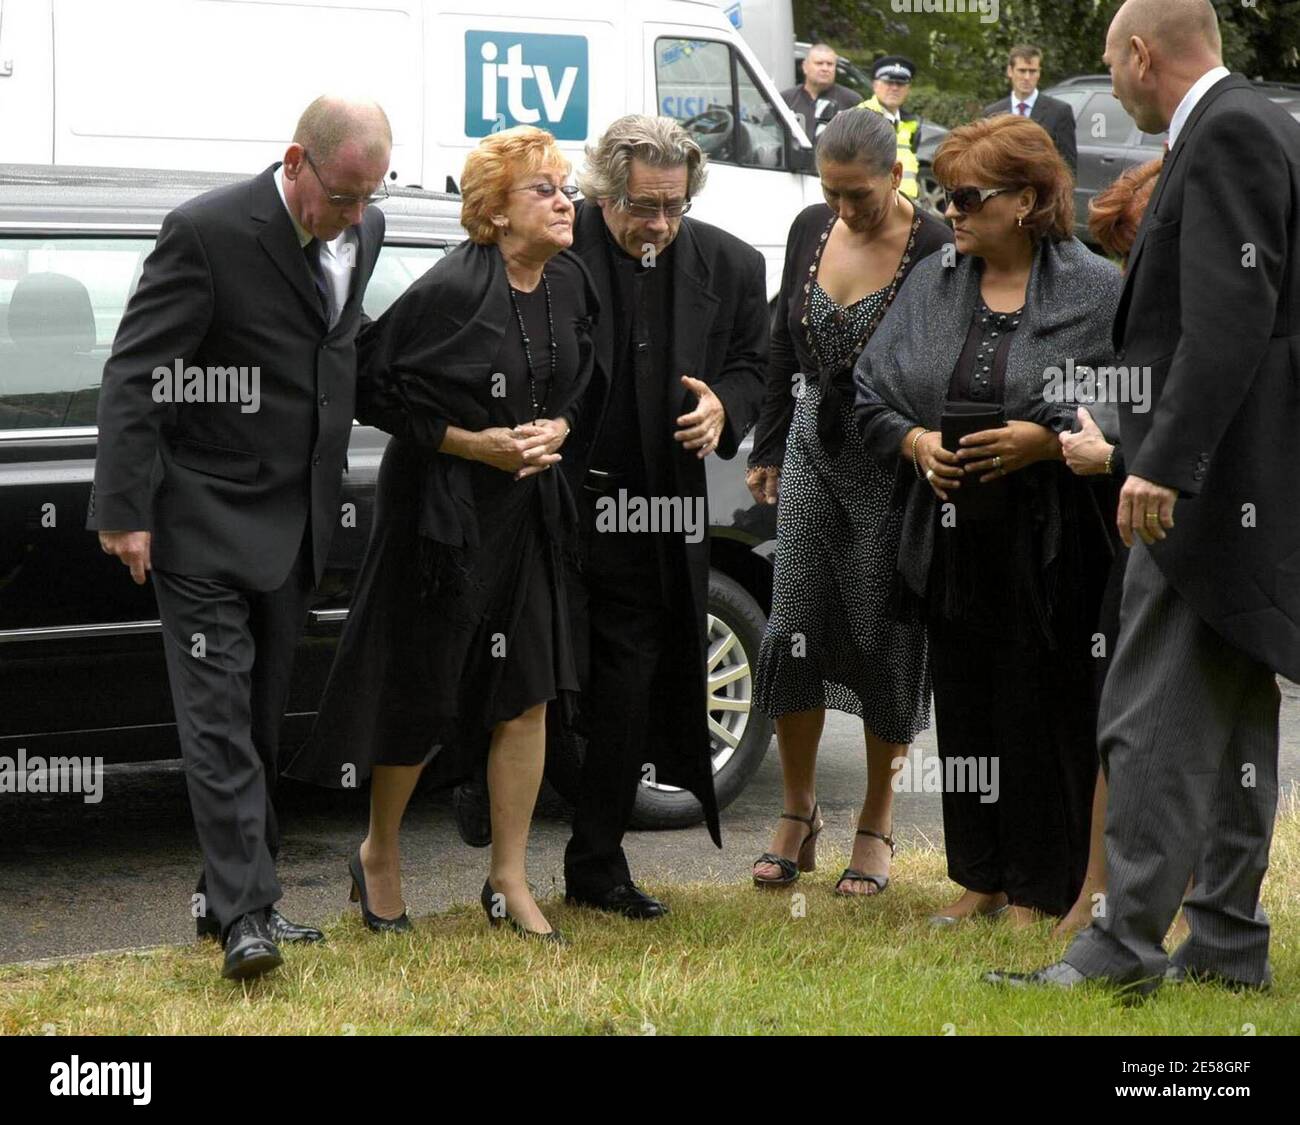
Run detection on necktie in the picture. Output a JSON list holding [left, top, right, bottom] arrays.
[[303, 238, 336, 328], [1017, 101, 1029, 116]]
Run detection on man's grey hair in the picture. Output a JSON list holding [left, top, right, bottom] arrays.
[[577, 115, 708, 204]]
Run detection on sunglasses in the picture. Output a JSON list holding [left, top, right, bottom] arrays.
[[512, 182, 581, 200], [943, 186, 1014, 215]]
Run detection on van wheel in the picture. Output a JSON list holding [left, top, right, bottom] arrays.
[[629, 569, 773, 830]]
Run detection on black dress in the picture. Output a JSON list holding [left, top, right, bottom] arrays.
[[925, 299, 1110, 917], [750, 203, 953, 741], [285, 252, 591, 791]]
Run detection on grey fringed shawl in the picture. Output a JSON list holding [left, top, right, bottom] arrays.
[[852, 236, 1123, 604]]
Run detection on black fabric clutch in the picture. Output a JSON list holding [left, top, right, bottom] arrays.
[[941, 401, 1009, 520]]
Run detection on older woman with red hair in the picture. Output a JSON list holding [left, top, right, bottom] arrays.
[[854, 115, 1124, 926], [287, 126, 598, 943]]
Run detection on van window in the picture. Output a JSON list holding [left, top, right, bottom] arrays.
[[1078, 92, 1137, 147], [0, 238, 149, 430], [656, 38, 787, 170], [362, 245, 447, 319]]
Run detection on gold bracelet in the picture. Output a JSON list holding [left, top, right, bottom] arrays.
[[910, 429, 930, 479], [1104, 447, 1114, 475]]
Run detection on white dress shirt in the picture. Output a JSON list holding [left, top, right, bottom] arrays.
[[1168, 65, 1231, 149], [275, 166, 356, 327], [1013, 88, 1039, 117]]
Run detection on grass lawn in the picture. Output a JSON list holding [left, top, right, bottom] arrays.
[[2, 806, 1296, 1036]]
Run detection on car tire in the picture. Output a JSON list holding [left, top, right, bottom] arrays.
[[628, 568, 773, 830], [917, 163, 946, 216]]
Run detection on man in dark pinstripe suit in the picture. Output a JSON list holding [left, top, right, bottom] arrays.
[[986, 0, 1300, 995]]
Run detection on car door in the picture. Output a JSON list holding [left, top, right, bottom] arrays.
[[1072, 91, 1140, 240], [0, 227, 449, 764], [0, 232, 173, 763]]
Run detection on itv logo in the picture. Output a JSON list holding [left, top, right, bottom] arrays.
[[465, 31, 588, 140]]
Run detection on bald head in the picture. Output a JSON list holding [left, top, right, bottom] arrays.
[[293, 96, 392, 164], [282, 95, 392, 242], [1104, 0, 1224, 135], [1111, 0, 1221, 60]]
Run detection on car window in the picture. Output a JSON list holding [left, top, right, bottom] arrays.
[[0, 237, 150, 430], [656, 37, 786, 169], [362, 244, 447, 319], [0, 236, 446, 432], [1078, 92, 1137, 146], [1050, 88, 1093, 114]]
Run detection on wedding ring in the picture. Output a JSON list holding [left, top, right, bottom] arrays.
[[925, 469, 936, 482], [993, 455, 1002, 469], [1145, 512, 1159, 522]]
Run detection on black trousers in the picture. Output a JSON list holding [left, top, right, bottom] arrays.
[[153, 539, 314, 938], [563, 499, 669, 896]]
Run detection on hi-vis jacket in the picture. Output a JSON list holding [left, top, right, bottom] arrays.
[[861, 95, 921, 199]]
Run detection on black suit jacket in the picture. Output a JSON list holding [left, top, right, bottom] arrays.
[[89, 163, 385, 590], [1113, 73, 1300, 679], [983, 92, 1078, 172]]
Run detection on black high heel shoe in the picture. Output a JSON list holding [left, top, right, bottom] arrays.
[[480, 878, 567, 945], [348, 849, 412, 933]]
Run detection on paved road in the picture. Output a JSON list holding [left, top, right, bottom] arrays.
[[3, 683, 1299, 964]]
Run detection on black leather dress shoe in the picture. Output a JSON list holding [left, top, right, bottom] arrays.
[[983, 961, 1090, 990], [221, 912, 282, 981], [267, 909, 325, 944], [985, 960, 1160, 999], [566, 882, 669, 920], [453, 780, 492, 848]]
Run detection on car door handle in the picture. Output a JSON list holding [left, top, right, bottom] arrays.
[[1099, 156, 1119, 164]]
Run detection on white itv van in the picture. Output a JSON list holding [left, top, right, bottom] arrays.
[[0, 0, 823, 298]]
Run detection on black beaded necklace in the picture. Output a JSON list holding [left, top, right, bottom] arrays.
[[507, 270, 556, 419]]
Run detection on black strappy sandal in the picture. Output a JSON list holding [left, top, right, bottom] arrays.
[[752, 804, 822, 888], [834, 827, 895, 897]]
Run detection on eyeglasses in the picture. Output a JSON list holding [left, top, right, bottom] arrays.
[[511, 182, 581, 199], [622, 197, 692, 219], [302, 149, 390, 208], [943, 186, 1013, 215]]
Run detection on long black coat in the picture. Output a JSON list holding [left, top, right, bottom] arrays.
[[563, 202, 768, 845], [89, 163, 385, 590], [1114, 74, 1300, 679]]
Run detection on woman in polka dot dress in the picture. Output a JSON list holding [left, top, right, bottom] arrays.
[[746, 109, 953, 896]]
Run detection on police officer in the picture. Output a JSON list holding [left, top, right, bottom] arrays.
[[860, 56, 922, 199]]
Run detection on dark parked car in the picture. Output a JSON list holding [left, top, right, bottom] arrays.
[[0, 163, 776, 829], [1044, 76, 1300, 245]]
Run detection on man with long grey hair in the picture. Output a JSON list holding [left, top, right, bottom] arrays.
[[555, 114, 767, 916]]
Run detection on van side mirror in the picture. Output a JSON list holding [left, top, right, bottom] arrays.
[[788, 139, 816, 174]]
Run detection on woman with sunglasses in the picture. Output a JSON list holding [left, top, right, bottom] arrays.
[[286, 126, 597, 943], [746, 107, 953, 897], [853, 115, 1122, 926]]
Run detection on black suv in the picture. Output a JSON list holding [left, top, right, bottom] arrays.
[[0, 164, 776, 829]]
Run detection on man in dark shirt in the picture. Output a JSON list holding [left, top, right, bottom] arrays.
[[557, 115, 768, 918], [782, 43, 862, 139]]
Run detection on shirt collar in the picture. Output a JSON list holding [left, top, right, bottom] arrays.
[[1015, 88, 1039, 113], [1169, 65, 1231, 149], [275, 165, 313, 248]]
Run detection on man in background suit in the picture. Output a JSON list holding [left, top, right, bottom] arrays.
[[987, 0, 1300, 995], [90, 97, 391, 980], [983, 45, 1078, 174]]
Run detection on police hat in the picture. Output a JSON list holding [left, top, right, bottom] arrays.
[[873, 55, 916, 83]]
